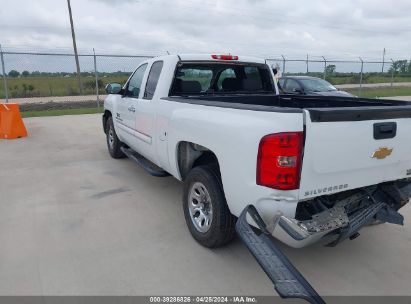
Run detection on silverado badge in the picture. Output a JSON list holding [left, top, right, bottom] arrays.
[[372, 147, 393, 159]]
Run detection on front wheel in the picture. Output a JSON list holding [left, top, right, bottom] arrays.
[[106, 116, 126, 159], [183, 166, 236, 248]]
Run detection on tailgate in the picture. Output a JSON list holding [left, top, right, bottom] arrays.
[[299, 106, 411, 200]]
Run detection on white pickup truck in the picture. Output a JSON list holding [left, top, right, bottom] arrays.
[[103, 54, 411, 303]]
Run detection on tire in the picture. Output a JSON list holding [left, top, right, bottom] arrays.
[[106, 116, 126, 159], [183, 166, 236, 248]]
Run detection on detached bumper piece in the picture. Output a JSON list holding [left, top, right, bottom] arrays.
[[236, 205, 325, 304], [275, 181, 410, 248]]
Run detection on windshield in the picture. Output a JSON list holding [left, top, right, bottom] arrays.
[[299, 78, 337, 92], [169, 62, 274, 96]]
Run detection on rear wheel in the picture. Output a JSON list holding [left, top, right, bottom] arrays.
[[183, 166, 236, 248], [106, 116, 126, 159]]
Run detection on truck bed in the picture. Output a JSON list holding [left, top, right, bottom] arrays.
[[167, 94, 411, 108], [166, 94, 411, 121], [165, 93, 411, 201]]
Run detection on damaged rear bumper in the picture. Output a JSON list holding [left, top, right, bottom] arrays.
[[268, 181, 411, 248]]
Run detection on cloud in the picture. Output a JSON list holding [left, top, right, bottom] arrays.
[[0, 0, 409, 61]]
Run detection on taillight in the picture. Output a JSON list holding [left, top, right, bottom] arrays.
[[211, 54, 238, 60], [256, 132, 304, 190]]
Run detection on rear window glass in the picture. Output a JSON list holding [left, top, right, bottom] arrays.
[[217, 68, 235, 90], [170, 63, 274, 96], [174, 68, 213, 91]]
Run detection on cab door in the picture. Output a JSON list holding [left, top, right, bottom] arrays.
[[115, 63, 147, 149], [133, 60, 164, 162]]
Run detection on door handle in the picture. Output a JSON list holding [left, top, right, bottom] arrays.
[[374, 122, 397, 140], [128, 106, 136, 113]]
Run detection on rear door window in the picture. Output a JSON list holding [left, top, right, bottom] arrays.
[[143, 61, 163, 100]]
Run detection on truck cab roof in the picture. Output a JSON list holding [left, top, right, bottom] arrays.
[[151, 54, 267, 64]]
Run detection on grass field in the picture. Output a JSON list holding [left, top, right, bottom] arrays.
[[21, 107, 104, 118], [327, 75, 411, 85], [346, 86, 411, 98], [1, 75, 129, 98]]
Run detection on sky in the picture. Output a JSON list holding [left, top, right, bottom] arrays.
[[0, 0, 410, 70]]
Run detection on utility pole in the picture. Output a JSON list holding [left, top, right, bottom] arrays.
[[281, 55, 286, 75], [93, 48, 99, 110], [359, 57, 364, 97], [67, 0, 83, 94], [381, 48, 386, 73], [322, 56, 327, 80]]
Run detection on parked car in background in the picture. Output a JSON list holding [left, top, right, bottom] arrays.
[[279, 75, 355, 97]]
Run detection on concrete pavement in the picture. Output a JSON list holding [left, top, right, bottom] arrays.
[[1, 114, 411, 297]]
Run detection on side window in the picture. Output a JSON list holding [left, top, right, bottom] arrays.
[[126, 63, 147, 98], [284, 79, 301, 93], [144, 61, 163, 100], [217, 68, 236, 90]]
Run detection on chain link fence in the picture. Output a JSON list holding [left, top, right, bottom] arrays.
[[0, 49, 152, 110], [1, 49, 411, 110], [267, 56, 411, 98]]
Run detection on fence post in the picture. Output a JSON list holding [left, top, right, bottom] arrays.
[[0, 44, 8, 103], [390, 59, 395, 88], [93, 48, 99, 110], [306, 54, 309, 74], [281, 55, 286, 75], [358, 57, 364, 97], [322, 56, 327, 80]]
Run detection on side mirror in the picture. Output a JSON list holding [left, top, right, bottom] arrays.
[[293, 88, 303, 94], [105, 83, 122, 94]]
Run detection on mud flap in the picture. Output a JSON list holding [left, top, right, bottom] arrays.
[[235, 205, 326, 304]]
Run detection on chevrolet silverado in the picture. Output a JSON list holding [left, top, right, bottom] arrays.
[[103, 54, 411, 303]]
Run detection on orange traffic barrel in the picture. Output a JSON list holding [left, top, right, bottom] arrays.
[[0, 103, 28, 139]]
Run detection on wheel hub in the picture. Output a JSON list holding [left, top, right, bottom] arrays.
[[108, 127, 115, 149], [188, 182, 213, 233]]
